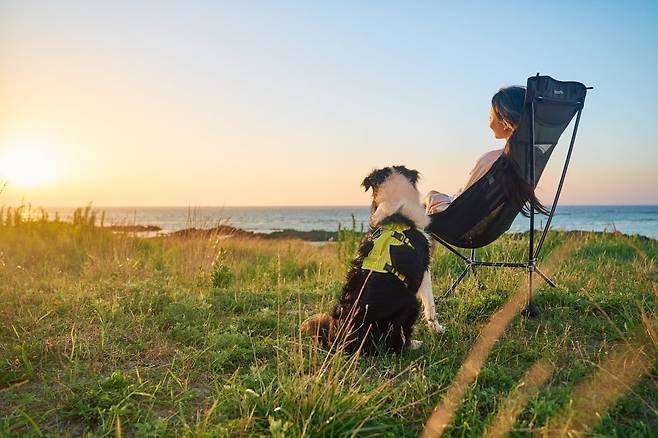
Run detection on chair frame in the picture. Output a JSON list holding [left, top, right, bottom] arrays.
[[431, 80, 591, 316]]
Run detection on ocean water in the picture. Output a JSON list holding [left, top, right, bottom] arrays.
[[36, 205, 658, 239]]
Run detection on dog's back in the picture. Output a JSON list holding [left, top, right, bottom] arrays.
[[336, 213, 429, 313]]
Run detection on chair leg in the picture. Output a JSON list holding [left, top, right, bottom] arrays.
[[470, 248, 486, 290], [523, 269, 540, 318], [535, 266, 557, 288], [442, 265, 470, 298]]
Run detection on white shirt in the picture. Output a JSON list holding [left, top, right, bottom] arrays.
[[424, 148, 503, 215]]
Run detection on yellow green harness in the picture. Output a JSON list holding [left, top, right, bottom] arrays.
[[362, 223, 415, 287]]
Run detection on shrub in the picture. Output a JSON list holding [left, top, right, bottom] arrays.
[[211, 249, 233, 288]]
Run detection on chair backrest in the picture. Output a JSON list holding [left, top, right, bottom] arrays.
[[508, 76, 587, 185], [427, 75, 587, 248]]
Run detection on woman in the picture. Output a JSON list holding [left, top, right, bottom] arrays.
[[424, 86, 548, 217]]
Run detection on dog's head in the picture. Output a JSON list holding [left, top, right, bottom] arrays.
[[361, 165, 419, 194], [361, 165, 427, 228]]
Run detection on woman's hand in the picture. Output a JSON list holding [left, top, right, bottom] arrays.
[[424, 191, 452, 215]]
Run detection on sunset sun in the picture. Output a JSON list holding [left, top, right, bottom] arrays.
[[0, 146, 58, 187]]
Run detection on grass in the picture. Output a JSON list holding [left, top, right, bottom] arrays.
[[0, 209, 656, 436]]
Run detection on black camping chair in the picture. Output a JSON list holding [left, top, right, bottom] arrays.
[[426, 74, 591, 316]]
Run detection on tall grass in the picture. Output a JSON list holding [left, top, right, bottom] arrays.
[[337, 214, 364, 266]]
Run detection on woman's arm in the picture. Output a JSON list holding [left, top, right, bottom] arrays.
[[424, 191, 453, 215]]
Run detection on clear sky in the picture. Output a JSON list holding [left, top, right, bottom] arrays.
[[1, 1, 657, 206]]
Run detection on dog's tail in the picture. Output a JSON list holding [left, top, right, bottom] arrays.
[[301, 313, 337, 348]]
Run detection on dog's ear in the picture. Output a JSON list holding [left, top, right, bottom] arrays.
[[393, 165, 420, 186], [362, 176, 372, 192], [362, 167, 392, 192]]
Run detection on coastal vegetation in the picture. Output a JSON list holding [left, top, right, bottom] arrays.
[[0, 207, 656, 436]]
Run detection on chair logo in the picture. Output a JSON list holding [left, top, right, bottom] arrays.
[[535, 144, 553, 154]]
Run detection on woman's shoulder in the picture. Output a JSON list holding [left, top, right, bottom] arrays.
[[469, 148, 503, 174], [476, 148, 504, 164]]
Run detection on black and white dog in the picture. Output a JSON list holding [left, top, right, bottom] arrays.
[[303, 165, 443, 354]]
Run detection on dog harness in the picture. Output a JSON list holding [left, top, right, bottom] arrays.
[[361, 223, 415, 287]]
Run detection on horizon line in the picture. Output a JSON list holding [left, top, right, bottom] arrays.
[[4, 203, 658, 209]]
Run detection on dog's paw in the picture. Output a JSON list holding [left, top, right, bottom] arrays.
[[427, 319, 445, 334], [409, 339, 424, 350]]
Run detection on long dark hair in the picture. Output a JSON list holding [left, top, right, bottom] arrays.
[[492, 86, 549, 216]]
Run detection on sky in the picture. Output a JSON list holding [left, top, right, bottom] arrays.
[[1, 1, 657, 207]]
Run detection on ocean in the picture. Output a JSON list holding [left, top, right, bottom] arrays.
[[34, 205, 658, 239]]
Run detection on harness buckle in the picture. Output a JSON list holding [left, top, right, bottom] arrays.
[[391, 230, 413, 248]]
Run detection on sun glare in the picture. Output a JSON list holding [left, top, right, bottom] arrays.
[[0, 146, 58, 187]]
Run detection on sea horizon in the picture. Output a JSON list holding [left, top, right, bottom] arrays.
[[13, 203, 658, 208], [10, 204, 658, 239]]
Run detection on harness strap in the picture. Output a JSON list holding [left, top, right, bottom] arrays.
[[383, 262, 408, 287]]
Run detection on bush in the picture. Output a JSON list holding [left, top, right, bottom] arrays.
[[211, 249, 233, 288]]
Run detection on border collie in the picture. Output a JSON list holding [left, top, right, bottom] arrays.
[[302, 165, 443, 354]]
